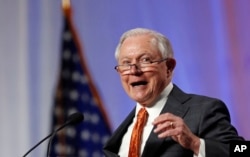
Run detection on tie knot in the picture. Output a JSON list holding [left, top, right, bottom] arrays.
[[137, 108, 148, 120]]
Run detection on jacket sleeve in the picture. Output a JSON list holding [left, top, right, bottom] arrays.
[[198, 99, 244, 157]]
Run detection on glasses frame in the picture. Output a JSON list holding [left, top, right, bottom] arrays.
[[114, 58, 169, 73]]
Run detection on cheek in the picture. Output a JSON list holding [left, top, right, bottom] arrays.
[[149, 70, 168, 87], [154, 67, 167, 78], [120, 76, 130, 89]]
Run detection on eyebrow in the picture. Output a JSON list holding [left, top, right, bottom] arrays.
[[119, 52, 155, 60]]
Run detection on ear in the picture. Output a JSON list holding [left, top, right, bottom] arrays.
[[166, 58, 176, 71]]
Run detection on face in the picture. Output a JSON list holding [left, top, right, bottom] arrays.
[[117, 34, 173, 106]]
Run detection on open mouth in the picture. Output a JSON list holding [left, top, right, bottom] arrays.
[[130, 81, 148, 87]]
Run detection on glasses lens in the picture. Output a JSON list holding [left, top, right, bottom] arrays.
[[115, 59, 167, 74]]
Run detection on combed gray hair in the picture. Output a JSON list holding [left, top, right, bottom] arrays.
[[114, 28, 174, 60]]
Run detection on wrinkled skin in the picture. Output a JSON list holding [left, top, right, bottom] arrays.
[[118, 34, 173, 107]]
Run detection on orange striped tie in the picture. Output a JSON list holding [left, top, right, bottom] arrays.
[[128, 108, 148, 157]]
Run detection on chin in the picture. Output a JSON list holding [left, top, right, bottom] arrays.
[[133, 96, 149, 104]]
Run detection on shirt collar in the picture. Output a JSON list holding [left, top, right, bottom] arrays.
[[136, 82, 173, 114]]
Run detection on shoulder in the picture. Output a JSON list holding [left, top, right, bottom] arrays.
[[171, 84, 229, 112]]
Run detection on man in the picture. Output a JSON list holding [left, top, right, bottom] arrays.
[[103, 28, 244, 157]]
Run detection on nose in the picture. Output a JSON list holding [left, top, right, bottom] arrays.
[[129, 64, 142, 74]]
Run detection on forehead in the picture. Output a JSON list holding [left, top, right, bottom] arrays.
[[119, 35, 161, 59]]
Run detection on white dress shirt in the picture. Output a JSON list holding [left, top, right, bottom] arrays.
[[118, 82, 205, 157]]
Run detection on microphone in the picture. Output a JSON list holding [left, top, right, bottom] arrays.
[[22, 112, 84, 157]]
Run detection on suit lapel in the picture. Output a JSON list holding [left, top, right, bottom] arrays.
[[142, 84, 191, 157], [103, 108, 136, 155]]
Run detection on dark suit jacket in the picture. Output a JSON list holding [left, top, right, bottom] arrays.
[[103, 84, 244, 157]]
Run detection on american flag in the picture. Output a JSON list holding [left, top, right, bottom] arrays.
[[49, 4, 111, 157]]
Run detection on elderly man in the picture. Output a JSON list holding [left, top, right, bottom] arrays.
[[103, 28, 243, 157]]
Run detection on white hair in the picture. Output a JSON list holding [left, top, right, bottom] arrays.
[[114, 28, 174, 60]]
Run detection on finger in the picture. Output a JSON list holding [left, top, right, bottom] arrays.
[[152, 113, 177, 125], [156, 122, 188, 139], [156, 127, 181, 138], [154, 121, 173, 133]]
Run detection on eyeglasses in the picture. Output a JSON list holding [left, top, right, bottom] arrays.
[[114, 58, 168, 74]]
